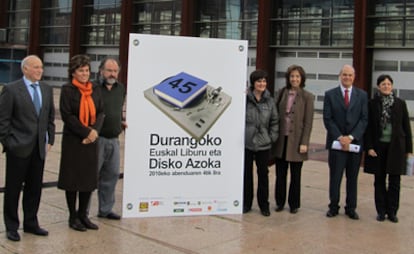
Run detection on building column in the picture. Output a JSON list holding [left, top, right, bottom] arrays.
[[69, 0, 85, 58], [353, 0, 372, 92], [0, 1, 8, 28], [256, 0, 276, 94], [180, 0, 196, 36], [119, 0, 133, 85], [28, 0, 41, 55]]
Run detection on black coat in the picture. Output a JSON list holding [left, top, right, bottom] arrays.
[[58, 82, 104, 191], [364, 94, 412, 175]]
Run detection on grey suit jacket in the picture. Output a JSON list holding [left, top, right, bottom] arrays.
[[0, 78, 55, 159], [323, 86, 368, 150]]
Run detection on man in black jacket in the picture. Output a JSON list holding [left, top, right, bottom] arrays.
[[96, 57, 126, 220]]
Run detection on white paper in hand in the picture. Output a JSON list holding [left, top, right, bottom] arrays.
[[406, 155, 414, 176], [331, 140, 360, 153]]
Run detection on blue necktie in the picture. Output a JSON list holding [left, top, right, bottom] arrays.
[[31, 84, 41, 115]]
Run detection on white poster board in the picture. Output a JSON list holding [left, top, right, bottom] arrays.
[[122, 34, 247, 217]]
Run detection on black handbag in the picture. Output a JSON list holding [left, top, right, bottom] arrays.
[[363, 152, 379, 174]]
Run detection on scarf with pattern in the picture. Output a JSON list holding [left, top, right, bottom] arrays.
[[380, 92, 394, 130]]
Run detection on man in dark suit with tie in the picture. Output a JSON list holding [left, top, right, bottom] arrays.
[[0, 55, 55, 241], [323, 64, 368, 220]]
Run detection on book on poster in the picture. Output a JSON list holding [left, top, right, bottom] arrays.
[[153, 72, 208, 108]]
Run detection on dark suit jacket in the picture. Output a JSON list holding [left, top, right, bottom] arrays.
[[364, 95, 412, 175], [323, 86, 368, 150], [0, 78, 55, 159]]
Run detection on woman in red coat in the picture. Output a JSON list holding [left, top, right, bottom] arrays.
[[364, 74, 412, 223]]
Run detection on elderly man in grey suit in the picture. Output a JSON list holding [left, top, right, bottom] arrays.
[[323, 64, 368, 220], [0, 55, 55, 241]]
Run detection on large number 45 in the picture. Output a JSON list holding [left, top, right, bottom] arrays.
[[168, 78, 197, 94]]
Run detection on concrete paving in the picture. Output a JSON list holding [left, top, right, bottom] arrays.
[[0, 88, 413, 253]]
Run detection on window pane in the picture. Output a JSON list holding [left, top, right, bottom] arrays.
[[368, 1, 414, 47], [132, 0, 182, 35], [11, 0, 31, 10], [82, 1, 122, 45], [370, 0, 404, 16], [374, 60, 398, 71], [8, 28, 29, 44], [332, 20, 353, 46], [195, 0, 258, 45], [273, 21, 299, 46], [271, 0, 353, 47], [332, 0, 354, 17], [40, 9, 72, 26], [371, 20, 403, 47], [40, 27, 70, 44], [405, 19, 414, 46], [401, 61, 414, 72], [300, 20, 323, 46], [40, 1, 72, 45]]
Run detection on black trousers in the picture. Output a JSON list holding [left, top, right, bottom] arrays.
[[375, 142, 401, 216], [328, 149, 361, 212], [275, 159, 303, 209], [243, 148, 270, 211], [3, 145, 45, 231], [275, 136, 303, 209]]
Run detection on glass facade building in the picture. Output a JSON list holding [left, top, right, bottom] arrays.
[[271, 0, 354, 47], [1, 0, 414, 112], [195, 0, 258, 45], [367, 0, 414, 47], [132, 0, 182, 36], [82, 0, 122, 46], [40, 0, 72, 46]]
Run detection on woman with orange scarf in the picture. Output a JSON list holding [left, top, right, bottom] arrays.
[[58, 55, 104, 232]]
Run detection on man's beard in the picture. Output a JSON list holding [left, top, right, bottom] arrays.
[[105, 78, 117, 85]]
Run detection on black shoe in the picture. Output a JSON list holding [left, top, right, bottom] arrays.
[[6, 230, 20, 241], [79, 216, 99, 230], [261, 209, 271, 217], [24, 227, 49, 236], [376, 214, 385, 222], [388, 214, 399, 223], [290, 208, 298, 214], [69, 218, 87, 232], [326, 209, 338, 218], [98, 212, 121, 220], [345, 210, 359, 220], [275, 206, 284, 212], [243, 207, 251, 214]]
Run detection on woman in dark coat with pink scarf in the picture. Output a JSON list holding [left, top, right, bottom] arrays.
[[364, 74, 412, 223]]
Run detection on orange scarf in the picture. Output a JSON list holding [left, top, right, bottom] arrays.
[[72, 78, 96, 126]]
